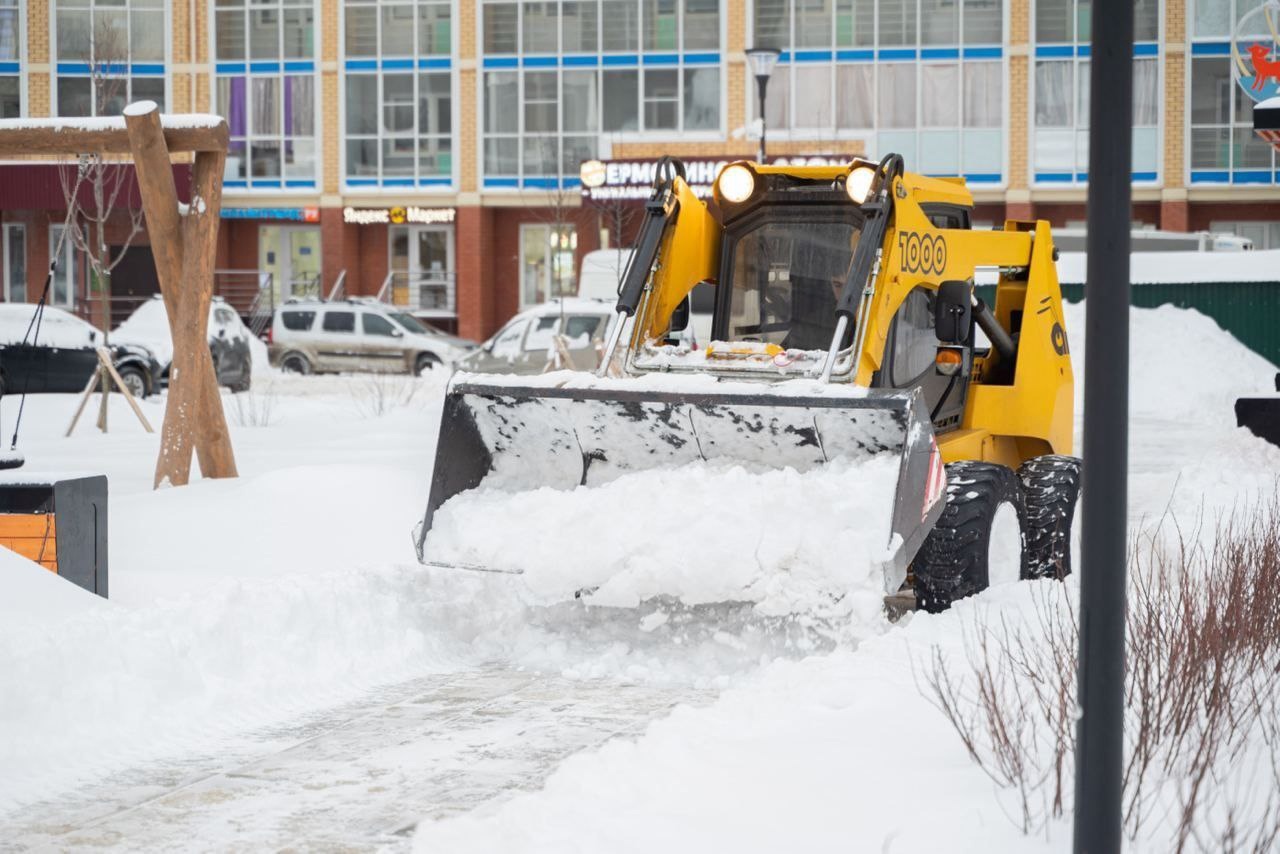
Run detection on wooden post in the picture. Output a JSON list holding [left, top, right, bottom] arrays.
[[121, 103, 236, 486]]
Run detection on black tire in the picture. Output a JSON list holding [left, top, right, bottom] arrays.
[[914, 461, 1025, 613], [114, 365, 149, 399], [1019, 454, 1082, 580], [415, 353, 441, 374], [280, 352, 312, 375]]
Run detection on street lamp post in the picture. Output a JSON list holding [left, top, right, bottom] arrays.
[[745, 47, 780, 164]]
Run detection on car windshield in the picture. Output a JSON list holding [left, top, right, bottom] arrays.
[[391, 313, 434, 335], [724, 213, 862, 351]]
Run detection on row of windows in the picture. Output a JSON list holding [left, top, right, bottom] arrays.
[[0, 0, 17, 118], [27, 1, 1280, 188]]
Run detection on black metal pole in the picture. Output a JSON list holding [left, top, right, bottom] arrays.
[[1074, 0, 1133, 851], [756, 76, 769, 164]]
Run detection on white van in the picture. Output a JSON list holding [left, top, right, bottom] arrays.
[[577, 248, 714, 346]]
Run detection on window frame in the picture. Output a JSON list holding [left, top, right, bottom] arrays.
[[339, 0, 459, 192], [0, 0, 24, 119], [518, 221, 578, 307], [3, 221, 26, 303], [744, 0, 1009, 187], [478, 0, 727, 189], [50, 0, 170, 118], [1028, 0, 1164, 187], [1186, 0, 1279, 186]]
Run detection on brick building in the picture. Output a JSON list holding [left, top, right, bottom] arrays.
[[1, 0, 1278, 340]]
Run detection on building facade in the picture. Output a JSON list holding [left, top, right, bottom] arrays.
[[1, 0, 1278, 340]]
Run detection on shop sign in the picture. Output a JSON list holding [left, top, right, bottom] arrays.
[[221, 206, 320, 222], [579, 155, 853, 203], [342, 206, 456, 226]]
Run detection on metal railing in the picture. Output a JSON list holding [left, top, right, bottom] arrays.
[[216, 268, 275, 340], [379, 271, 457, 316], [73, 294, 154, 332], [327, 269, 347, 302]]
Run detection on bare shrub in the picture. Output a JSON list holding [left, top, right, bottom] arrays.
[[349, 373, 422, 418], [229, 384, 278, 428], [920, 495, 1280, 850]]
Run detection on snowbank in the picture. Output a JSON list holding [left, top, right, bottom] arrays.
[[1062, 301, 1277, 425], [1056, 248, 1280, 285], [0, 547, 110, 628], [427, 457, 900, 615]]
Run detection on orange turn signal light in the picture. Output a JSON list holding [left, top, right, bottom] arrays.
[[936, 348, 964, 376]]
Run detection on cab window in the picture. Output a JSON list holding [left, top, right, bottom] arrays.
[[890, 288, 937, 387], [563, 315, 602, 343], [362, 313, 399, 337]]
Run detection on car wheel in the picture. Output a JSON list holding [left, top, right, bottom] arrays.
[[281, 353, 312, 375], [415, 353, 441, 375], [115, 365, 148, 399]]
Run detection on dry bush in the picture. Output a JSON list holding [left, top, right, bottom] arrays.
[[349, 373, 422, 418], [229, 384, 278, 428], [920, 496, 1280, 851]]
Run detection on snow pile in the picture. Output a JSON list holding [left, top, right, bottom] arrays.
[[1061, 301, 1277, 425], [1056, 248, 1280, 285], [0, 548, 110, 628], [427, 456, 900, 615]]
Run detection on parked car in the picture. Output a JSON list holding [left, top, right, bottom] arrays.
[[268, 299, 473, 375], [0, 304, 162, 398], [454, 299, 617, 375], [114, 295, 254, 392]]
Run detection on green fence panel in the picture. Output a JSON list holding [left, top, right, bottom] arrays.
[[975, 280, 1280, 366]]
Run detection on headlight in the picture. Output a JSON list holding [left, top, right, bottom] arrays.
[[845, 166, 876, 204], [717, 164, 756, 204]]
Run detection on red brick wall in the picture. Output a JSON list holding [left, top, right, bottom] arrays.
[[1187, 201, 1280, 233]]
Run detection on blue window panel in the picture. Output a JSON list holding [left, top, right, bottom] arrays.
[[1077, 45, 1090, 57], [1190, 170, 1230, 183], [962, 47, 1002, 59], [251, 179, 284, 189], [216, 62, 247, 74], [1133, 43, 1158, 57], [836, 49, 875, 62], [481, 57, 519, 69], [1234, 170, 1273, 184], [1191, 42, 1230, 56], [522, 177, 560, 189], [602, 54, 639, 67], [382, 58, 415, 70], [249, 61, 281, 74], [684, 52, 720, 65], [1132, 171, 1158, 182], [778, 51, 791, 62], [522, 56, 557, 67], [793, 50, 833, 63], [284, 180, 317, 189], [418, 177, 452, 186], [131, 64, 165, 76], [1034, 45, 1073, 58], [381, 178, 415, 186], [483, 177, 520, 188], [963, 173, 1003, 183], [283, 61, 315, 73], [224, 179, 249, 188], [57, 62, 93, 74], [0, 62, 17, 73], [921, 48, 959, 60], [563, 55, 598, 67], [1035, 172, 1075, 182], [419, 57, 451, 70], [563, 177, 582, 188], [345, 59, 379, 71], [642, 54, 679, 65], [345, 178, 378, 186], [878, 48, 917, 60]]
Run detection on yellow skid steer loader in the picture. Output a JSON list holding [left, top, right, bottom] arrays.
[[415, 155, 1080, 612]]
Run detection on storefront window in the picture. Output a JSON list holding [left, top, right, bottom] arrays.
[[54, 0, 166, 117], [1188, 0, 1279, 185], [215, 0, 318, 189], [343, 0, 454, 188], [481, 0, 722, 188], [50, 225, 78, 307], [1030, 0, 1160, 185], [389, 224, 456, 316], [0, 0, 19, 118], [520, 223, 576, 305], [748, 0, 1003, 183]]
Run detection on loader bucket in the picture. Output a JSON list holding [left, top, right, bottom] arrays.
[[415, 377, 946, 596]]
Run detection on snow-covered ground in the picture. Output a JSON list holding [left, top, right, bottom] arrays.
[[1, 301, 1278, 851]]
